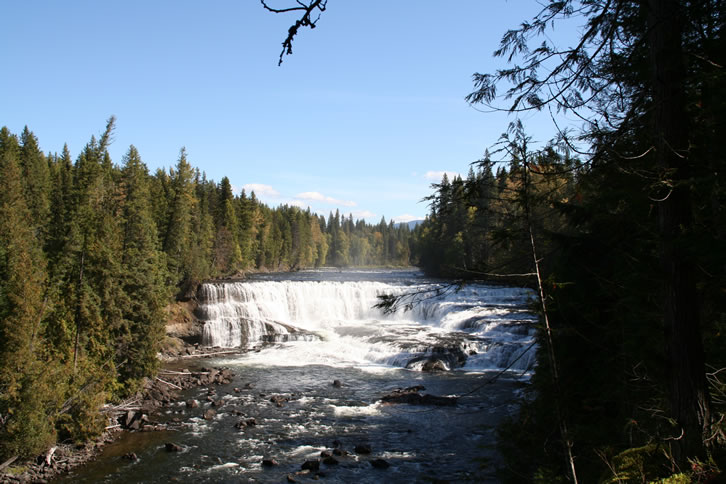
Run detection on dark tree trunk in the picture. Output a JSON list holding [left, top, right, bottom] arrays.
[[647, 0, 711, 464]]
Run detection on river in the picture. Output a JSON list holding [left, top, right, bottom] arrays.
[[60, 269, 537, 483]]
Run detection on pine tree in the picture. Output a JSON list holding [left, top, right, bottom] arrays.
[[213, 177, 242, 274], [162, 148, 197, 293], [116, 146, 168, 389], [18, 127, 51, 242]]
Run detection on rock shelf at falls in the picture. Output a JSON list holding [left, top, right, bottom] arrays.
[[196, 270, 538, 373]]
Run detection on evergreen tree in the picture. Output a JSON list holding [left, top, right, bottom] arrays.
[[116, 146, 168, 389], [18, 127, 51, 243], [162, 148, 197, 294], [0, 127, 59, 458]]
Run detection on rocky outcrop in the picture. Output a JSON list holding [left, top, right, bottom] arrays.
[[164, 301, 203, 344]]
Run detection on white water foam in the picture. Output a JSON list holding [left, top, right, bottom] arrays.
[[197, 278, 537, 373]]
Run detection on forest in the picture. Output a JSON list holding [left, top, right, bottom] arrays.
[[0, 119, 413, 459]]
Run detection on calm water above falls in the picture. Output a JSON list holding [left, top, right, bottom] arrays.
[[62, 269, 537, 483]]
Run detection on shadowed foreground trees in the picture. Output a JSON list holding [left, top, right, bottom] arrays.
[[402, 0, 726, 480]]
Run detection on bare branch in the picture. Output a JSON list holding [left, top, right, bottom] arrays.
[[261, 0, 328, 65]]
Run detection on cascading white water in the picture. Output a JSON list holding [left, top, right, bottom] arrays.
[[196, 276, 538, 373]]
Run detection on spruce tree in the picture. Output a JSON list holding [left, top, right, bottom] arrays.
[[116, 146, 168, 389]]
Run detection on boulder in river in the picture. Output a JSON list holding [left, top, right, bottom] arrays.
[[380, 386, 457, 406], [270, 395, 289, 407], [203, 409, 216, 420], [370, 458, 391, 469], [322, 456, 339, 466], [354, 444, 372, 455], [301, 459, 320, 471], [422, 359, 449, 372], [234, 418, 257, 429]]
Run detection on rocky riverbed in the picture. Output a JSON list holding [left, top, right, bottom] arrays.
[[0, 362, 235, 484]]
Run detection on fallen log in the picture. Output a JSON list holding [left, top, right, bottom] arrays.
[[179, 350, 239, 358], [156, 377, 182, 390], [0, 455, 18, 472]]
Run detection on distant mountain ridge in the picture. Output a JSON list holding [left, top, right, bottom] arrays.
[[394, 219, 424, 230]]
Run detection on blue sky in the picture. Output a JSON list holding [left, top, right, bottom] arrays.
[[1, 1, 580, 223]]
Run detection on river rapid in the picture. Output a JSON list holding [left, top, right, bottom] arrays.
[[60, 269, 537, 483]]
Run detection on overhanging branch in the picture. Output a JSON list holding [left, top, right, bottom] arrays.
[[261, 0, 328, 65]]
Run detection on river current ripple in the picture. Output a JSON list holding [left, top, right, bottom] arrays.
[[61, 269, 537, 483]]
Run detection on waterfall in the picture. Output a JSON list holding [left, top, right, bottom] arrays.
[[196, 278, 537, 372]]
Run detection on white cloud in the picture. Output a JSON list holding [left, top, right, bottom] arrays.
[[423, 170, 460, 181], [289, 200, 309, 209], [295, 191, 357, 207], [242, 183, 280, 198], [392, 214, 423, 223], [349, 210, 376, 220]]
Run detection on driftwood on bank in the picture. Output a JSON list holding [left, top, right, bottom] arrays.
[[156, 377, 182, 390], [0, 456, 18, 472], [178, 349, 239, 359], [45, 447, 57, 466]]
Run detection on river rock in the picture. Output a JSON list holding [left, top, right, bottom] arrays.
[[186, 399, 199, 408], [124, 410, 137, 428], [270, 395, 289, 407], [370, 458, 390, 469], [332, 379, 342, 388], [165, 442, 182, 452], [234, 418, 257, 429], [203, 409, 216, 420], [354, 444, 372, 455], [421, 359, 449, 372], [122, 453, 138, 461], [380, 386, 457, 406], [262, 458, 278, 467], [322, 456, 339, 466], [301, 459, 320, 471]]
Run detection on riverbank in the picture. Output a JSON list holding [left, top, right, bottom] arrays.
[[0, 356, 239, 484]]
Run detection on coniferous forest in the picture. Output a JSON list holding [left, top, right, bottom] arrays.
[[0, 119, 413, 459]]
